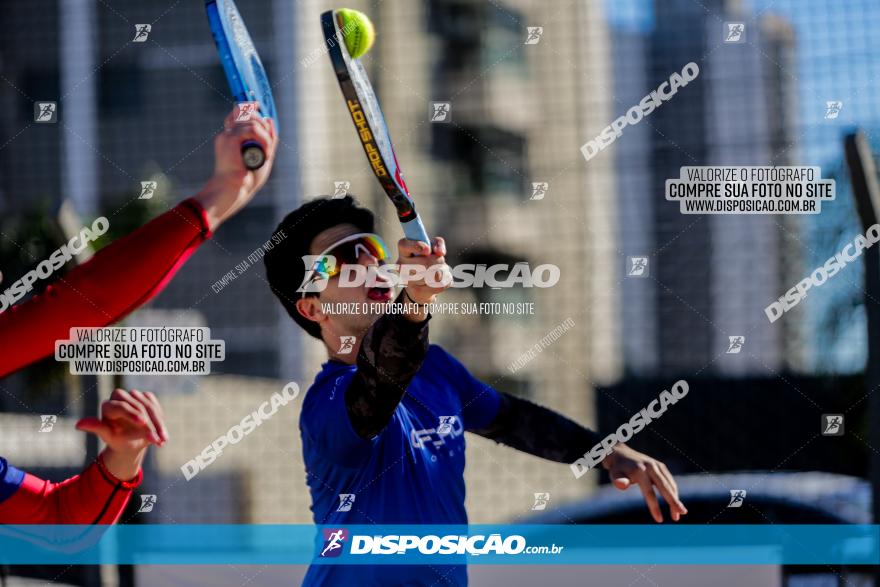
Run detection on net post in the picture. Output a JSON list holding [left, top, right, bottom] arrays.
[[844, 132, 880, 540]]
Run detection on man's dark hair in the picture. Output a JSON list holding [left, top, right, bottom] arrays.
[[264, 195, 375, 339]]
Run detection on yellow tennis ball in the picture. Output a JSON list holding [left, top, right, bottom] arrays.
[[337, 8, 375, 59]]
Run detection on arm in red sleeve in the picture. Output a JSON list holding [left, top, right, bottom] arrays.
[[0, 455, 142, 524], [0, 199, 213, 379]]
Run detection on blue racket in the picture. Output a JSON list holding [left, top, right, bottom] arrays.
[[206, 0, 278, 170]]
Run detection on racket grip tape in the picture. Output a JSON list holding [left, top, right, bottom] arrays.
[[241, 140, 266, 170], [402, 215, 430, 246]]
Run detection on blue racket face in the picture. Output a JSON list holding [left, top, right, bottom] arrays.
[[207, 0, 278, 132]]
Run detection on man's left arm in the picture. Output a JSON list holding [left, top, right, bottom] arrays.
[[470, 392, 688, 522], [0, 388, 165, 525]]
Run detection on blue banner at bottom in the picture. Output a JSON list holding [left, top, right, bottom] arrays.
[[0, 524, 876, 565]]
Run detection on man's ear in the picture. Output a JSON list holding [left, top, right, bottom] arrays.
[[295, 296, 325, 325]]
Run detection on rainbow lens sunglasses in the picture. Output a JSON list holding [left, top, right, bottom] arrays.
[[300, 233, 389, 297]]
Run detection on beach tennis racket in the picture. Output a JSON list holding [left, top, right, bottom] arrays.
[[206, 0, 278, 170], [321, 9, 430, 245]]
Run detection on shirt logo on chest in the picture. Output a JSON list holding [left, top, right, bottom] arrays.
[[410, 415, 463, 450]]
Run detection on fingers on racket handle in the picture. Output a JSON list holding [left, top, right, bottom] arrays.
[[241, 141, 266, 170], [402, 216, 430, 246]]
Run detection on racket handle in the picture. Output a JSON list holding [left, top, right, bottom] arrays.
[[241, 140, 266, 170], [402, 215, 430, 246]]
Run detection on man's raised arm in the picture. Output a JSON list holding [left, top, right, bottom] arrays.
[[345, 237, 448, 439]]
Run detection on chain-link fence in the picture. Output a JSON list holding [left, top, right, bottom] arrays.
[[2, 0, 880, 585]]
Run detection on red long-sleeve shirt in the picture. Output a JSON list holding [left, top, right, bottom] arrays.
[[0, 198, 212, 379], [0, 455, 142, 524], [0, 198, 212, 524]]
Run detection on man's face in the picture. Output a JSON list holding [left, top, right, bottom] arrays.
[[306, 223, 393, 336]]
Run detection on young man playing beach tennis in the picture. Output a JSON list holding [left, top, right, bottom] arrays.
[[264, 196, 687, 586]]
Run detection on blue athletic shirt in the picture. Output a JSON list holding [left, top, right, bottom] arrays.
[[0, 457, 26, 504], [300, 344, 503, 586]]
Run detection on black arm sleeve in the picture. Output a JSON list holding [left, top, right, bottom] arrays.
[[470, 392, 603, 463], [345, 292, 431, 439]]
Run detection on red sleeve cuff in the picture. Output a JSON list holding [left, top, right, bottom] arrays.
[[180, 197, 214, 240], [95, 455, 143, 490]]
